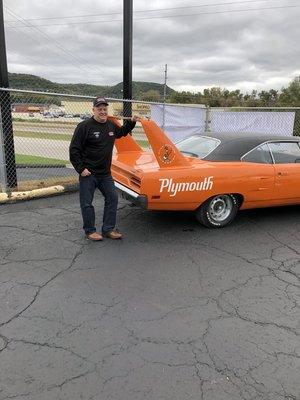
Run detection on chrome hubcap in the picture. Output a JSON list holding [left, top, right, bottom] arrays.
[[208, 196, 233, 222]]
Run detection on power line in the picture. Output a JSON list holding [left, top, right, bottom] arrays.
[[5, 6, 108, 78], [5, 0, 278, 22], [6, 4, 300, 28], [6, 24, 103, 78], [5, 19, 90, 76]]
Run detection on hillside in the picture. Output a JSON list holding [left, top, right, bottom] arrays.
[[8, 73, 174, 100]]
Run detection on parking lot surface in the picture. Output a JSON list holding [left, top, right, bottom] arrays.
[[0, 192, 299, 400]]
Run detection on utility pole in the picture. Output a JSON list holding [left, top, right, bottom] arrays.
[[0, 0, 17, 190], [162, 64, 167, 130], [123, 0, 132, 118]]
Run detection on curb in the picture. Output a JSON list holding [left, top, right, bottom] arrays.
[[0, 183, 78, 204]]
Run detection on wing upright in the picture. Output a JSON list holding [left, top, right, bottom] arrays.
[[141, 119, 189, 168], [109, 116, 142, 153]]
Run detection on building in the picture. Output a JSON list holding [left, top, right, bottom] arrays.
[[61, 100, 151, 118], [11, 103, 48, 113]]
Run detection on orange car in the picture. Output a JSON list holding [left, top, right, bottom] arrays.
[[110, 117, 300, 228]]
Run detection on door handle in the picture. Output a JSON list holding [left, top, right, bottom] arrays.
[[277, 172, 288, 177]]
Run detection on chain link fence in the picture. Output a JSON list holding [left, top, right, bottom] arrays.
[[0, 88, 206, 194], [0, 88, 299, 196], [206, 107, 300, 136]]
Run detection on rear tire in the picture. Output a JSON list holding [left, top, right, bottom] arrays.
[[195, 194, 239, 228]]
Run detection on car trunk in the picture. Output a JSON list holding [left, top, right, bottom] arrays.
[[111, 150, 157, 194], [112, 150, 205, 195]]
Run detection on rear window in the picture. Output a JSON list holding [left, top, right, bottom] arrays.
[[268, 142, 300, 164], [241, 144, 273, 164], [177, 135, 220, 159]]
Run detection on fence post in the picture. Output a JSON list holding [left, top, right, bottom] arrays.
[[0, 93, 17, 189], [162, 101, 166, 131], [205, 105, 211, 132], [0, 0, 17, 189], [162, 64, 167, 130], [0, 105, 8, 194]]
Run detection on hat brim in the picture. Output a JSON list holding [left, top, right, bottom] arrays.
[[94, 101, 109, 107]]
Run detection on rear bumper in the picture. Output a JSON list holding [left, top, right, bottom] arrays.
[[114, 181, 148, 209]]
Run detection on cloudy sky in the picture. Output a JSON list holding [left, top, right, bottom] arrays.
[[3, 0, 300, 93]]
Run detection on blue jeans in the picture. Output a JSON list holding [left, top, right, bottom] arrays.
[[79, 174, 118, 234]]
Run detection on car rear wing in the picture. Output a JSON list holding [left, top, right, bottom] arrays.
[[111, 116, 189, 168], [109, 116, 143, 152], [140, 119, 189, 168]]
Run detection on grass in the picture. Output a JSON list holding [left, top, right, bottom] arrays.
[[15, 130, 72, 141], [13, 117, 77, 125], [14, 130, 150, 148], [136, 140, 149, 148], [16, 154, 67, 165]]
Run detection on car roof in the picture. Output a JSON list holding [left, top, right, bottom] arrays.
[[198, 132, 300, 161]]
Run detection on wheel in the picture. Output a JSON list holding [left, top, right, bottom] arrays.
[[195, 194, 239, 228]]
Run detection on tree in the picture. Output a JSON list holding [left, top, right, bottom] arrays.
[[141, 89, 161, 102], [202, 87, 223, 107], [258, 89, 279, 106], [168, 91, 196, 104], [278, 77, 300, 106]]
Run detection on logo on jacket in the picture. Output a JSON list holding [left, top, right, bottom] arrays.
[[159, 177, 214, 197], [108, 131, 114, 136], [93, 132, 100, 138], [158, 144, 175, 164]]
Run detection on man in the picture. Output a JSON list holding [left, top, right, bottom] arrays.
[[69, 96, 140, 241]]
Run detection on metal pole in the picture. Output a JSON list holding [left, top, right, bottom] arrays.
[[0, 107, 7, 193], [0, 0, 17, 189], [205, 105, 211, 133], [162, 64, 167, 130], [123, 0, 133, 119]]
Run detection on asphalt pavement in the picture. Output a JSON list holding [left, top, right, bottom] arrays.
[[0, 192, 299, 400], [16, 166, 76, 183]]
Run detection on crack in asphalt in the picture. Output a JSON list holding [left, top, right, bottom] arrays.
[[9, 338, 88, 362], [0, 333, 9, 353], [0, 247, 85, 329], [0, 224, 85, 247], [247, 219, 300, 256]]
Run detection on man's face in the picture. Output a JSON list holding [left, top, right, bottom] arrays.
[[93, 104, 108, 122]]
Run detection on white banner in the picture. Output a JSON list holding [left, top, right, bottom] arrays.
[[150, 104, 206, 142], [211, 111, 295, 136]]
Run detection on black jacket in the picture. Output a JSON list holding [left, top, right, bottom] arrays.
[[69, 117, 136, 177]]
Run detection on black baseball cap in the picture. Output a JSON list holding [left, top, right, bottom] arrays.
[[93, 96, 109, 107]]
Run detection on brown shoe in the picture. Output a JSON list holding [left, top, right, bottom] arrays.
[[103, 230, 123, 239], [86, 232, 103, 241]]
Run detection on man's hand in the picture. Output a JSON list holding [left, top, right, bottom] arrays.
[[81, 168, 91, 177], [131, 115, 142, 122]]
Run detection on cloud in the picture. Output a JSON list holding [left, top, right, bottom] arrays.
[[4, 0, 300, 92]]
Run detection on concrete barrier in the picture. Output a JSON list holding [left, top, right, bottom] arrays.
[[0, 184, 78, 204]]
